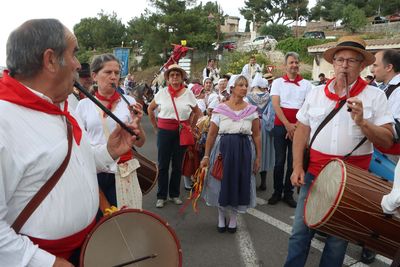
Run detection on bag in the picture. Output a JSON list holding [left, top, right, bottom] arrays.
[[303, 147, 310, 172], [179, 123, 195, 146], [182, 147, 200, 177], [211, 154, 224, 180]]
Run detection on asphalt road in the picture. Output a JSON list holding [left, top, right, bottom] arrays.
[[136, 115, 392, 267]]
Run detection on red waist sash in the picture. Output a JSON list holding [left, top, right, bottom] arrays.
[[274, 107, 299, 126], [28, 218, 96, 259], [157, 118, 190, 131], [309, 148, 372, 176]]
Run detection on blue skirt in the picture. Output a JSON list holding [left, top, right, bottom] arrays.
[[202, 134, 256, 213]]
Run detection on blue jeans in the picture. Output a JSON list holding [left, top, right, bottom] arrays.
[[272, 125, 293, 197], [284, 172, 348, 267], [156, 129, 187, 200]]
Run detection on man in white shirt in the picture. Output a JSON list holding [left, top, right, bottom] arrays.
[[0, 19, 139, 267], [241, 55, 261, 80], [269, 52, 312, 208], [284, 36, 394, 267], [202, 58, 220, 85]]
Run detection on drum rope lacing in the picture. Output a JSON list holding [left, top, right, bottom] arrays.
[[112, 218, 137, 261]]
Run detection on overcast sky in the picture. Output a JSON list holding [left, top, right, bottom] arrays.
[[0, 0, 315, 66]]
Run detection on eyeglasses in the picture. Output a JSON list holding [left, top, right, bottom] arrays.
[[333, 57, 361, 66]]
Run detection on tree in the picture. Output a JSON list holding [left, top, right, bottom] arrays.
[[240, 0, 309, 26], [342, 4, 368, 33], [259, 24, 292, 41]]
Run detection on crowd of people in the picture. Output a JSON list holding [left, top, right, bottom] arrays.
[[2, 18, 400, 267]]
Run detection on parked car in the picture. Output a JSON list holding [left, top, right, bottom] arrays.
[[213, 40, 236, 52], [303, 31, 326, 39], [372, 16, 388, 24], [388, 13, 400, 22], [242, 35, 277, 51]]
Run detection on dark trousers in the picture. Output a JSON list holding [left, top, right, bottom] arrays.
[[157, 129, 187, 200], [272, 125, 294, 197], [97, 172, 117, 206]]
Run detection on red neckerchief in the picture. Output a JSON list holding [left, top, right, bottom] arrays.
[[95, 90, 120, 117], [168, 84, 185, 98], [324, 77, 368, 108], [282, 74, 303, 86], [0, 70, 82, 145]]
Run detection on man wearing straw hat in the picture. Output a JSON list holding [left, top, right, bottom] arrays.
[[284, 36, 394, 267]]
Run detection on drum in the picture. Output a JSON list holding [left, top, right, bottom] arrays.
[[133, 150, 158, 195], [304, 159, 400, 259], [369, 148, 396, 181], [80, 209, 182, 267]]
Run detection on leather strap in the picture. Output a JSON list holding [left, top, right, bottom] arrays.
[[385, 81, 400, 99], [170, 94, 181, 123], [11, 121, 73, 233]]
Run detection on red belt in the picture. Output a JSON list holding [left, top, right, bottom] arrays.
[[28, 218, 96, 259], [157, 118, 189, 131], [274, 107, 299, 126]]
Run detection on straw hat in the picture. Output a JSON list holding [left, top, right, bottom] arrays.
[[263, 73, 274, 80], [323, 36, 375, 66], [163, 64, 187, 80]]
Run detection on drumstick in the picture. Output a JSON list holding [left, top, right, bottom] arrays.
[[112, 254, 157, 267], [74, 81, 139, 139]]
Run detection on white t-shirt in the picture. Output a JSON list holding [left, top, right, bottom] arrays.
[[270, 77, 312, 109], [387, 73, 400, 120], [382, 159, 400, 217], [296, 81, 393, 156], [154, 87, 197, 120]]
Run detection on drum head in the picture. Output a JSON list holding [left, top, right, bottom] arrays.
[[81, 209, 182, 267], [304, 159, 346, 228]]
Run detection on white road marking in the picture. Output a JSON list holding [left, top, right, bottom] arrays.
[[237, 215, 260, 267], [248, 198, 392, 266]]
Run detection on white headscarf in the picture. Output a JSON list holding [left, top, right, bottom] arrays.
[[227, 74, 250, 94], [250, 73, 268, 89]]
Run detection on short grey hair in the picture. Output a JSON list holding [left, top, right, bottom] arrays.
[[90, 53, 120, 74], [6, 19, 67, 78], [284, 52, 300, 64]]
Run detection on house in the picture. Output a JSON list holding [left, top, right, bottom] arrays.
[[220, 16, 240, 33], [308, 38, 400, 80]]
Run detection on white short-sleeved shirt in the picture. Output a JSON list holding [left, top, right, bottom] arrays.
[[270, 77, 312, 108], [154, 87, 197, 120], [197, 99, 206, 113], [211, 109, 258, 135], [387, 74, 400, 120], [75, 96, 136, 172], [382, 159, 400, 217], [296, 81, 393, 155]]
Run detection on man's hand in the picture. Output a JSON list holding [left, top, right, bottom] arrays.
[[347, 97, 364, 126], [290, 166, 306, 187], [129, 103, 143, 124], [53, 257, 74, 267], [285, 123, 296, 140], [253, 157, 260, 174], [107, 122, 140, 160]]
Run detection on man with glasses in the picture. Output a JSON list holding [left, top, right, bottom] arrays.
[[284, 36, 394, 267]]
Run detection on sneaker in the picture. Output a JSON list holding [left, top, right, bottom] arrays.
[[156, 199, 165, 208], [268, 194, 281, 205], [283, 196, 297, 208], [171, 197, 183, 205]]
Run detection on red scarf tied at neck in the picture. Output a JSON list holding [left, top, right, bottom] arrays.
[[324, 76, 368, 109], [95, 90, 120, 117], [282, 74, 303, 86], [168, 84, 185, 98], [0, 70, 82, 145]]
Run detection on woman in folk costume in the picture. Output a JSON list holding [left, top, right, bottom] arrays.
[[246, 73, 275, 191], [200, 75, 261, 233], [76, 53, 146, 211]]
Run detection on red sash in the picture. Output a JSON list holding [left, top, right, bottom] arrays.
[[274, 107, 299, 126], [28, 219, 96, 259], [309, 148, 372, 176]]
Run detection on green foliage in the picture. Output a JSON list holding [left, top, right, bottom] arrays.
[[140, 51, 164, 69], [276, 38, 331, 64], [219, 51, 271, 74], [245, 21, 251, 32], [342, 5, 368, 33], [240, 0, 309, 26], [301, 71, 312, 80], [259, 24, 292, 41]]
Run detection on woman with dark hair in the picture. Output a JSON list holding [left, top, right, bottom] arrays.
[[201, 75, 261, 233], [148, 64, 202, 208], [76, 53, 146, 211]]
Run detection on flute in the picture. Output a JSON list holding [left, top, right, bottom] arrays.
[[73, 81, 139, 138]]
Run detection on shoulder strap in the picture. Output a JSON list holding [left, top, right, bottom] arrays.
[[344, 137, 368, 159], [11, 122, 73, 233], [309, 100, 346, 148], [170, 94, 181, 123], [385, 81, 400, 99]]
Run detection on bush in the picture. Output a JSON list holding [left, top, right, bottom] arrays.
[[219, 51, 272, 75], [276, 38, 331, 64], [259, 24, 293, 41]]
